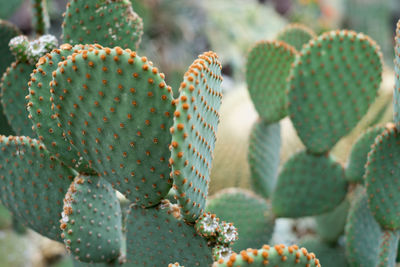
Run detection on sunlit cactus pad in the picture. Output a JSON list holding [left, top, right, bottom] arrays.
[[248, 120, 280, 198], [170, 51, 223, 222], [51, 46, 174, 206], [272, 150, 347, 217], [207, 188, 275, 251], [62, 0, 143, 50], [246, 40, 296, 122], [212, 244, 321, 267], [276, 23, 316, 51], [125, 202, 213, 266], [0, 136, 75, 241], [288, 30, 383, 154], [365, 124, 400, 230]]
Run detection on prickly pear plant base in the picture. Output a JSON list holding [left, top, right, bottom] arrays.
[[51, 46, 174, 207], [246, 41, 296, 122], [276, 23, 316, 52], [212, 244, 321, 267], [170, 51, 223, 222], [0, 136, 75, 242], [288, 30, 383, 154], [272, 150, 347, 217], [62, 0, 143, 50]]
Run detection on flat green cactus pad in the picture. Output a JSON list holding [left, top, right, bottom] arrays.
[[170, 51, 223, 222], [51, 46, 174, 207], [206, 188, 275, 252], [62, 0, 143, 50], [125, 202, 213, 266], [377, 230, 400, 267], [1, 61, 35, 136], [272, 150, 347, 217], [61, 175, 123, 263], [248, 120, 281, 198], [299, 237, 348, 267], [345, 188, 382, 267], [288, 30, 383, 154], [212, 244, 321, 267], [28, 44, 94, 174], [394, 20, 400, 123], [246, 41, 296, 122], [0, 136, 75, 241], [365, 124, 400, 230], [276, 23, 316, 51], [346, 125, 385, 183]]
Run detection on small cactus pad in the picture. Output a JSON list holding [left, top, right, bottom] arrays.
[[26, 34, 58, 65], [0, 20, 21, 75], [28, 44, 94, 173], [276, 23, 316, 51], [62, 0, 143, 50], [288, 30, 383, 154], [9, 35, 29, 62], [61, 175, 123, 263], [206, 188, 275, 251], [377, 230, 400, 267], [212, 244, 321, 267], [31, 0, 49, 35], [394, 20, 400, 123], [345, 189, 382, 267], [365, 124, 400, 229], [125, 202, 213, 266], [272, 150, 347, 217], [0, 136, 75, 241], [246, 41, 296, 122], [213, 245, 233, 262], [248, 120, 281, 198], [1, 61, 36, 136], [195, 212, 220, 238], [51, 46, 175, 206], [346, 125, 385, 183], [170, 51, 223, 222]]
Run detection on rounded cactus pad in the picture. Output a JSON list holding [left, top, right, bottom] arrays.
[[61, 175, 123, 263], [272, 150, 347, 217], [125, 202, 213, 266], [394, 20, 400, 123], [1, 61, 35, 136], [206, 188, 275, 252], [212, 244, 321, 267], [276, 23, 316, 51], [0, 136, 75, 241], [51, 46, 175, 207], [288, 30, 383, 154], [346, 125, 385, 183], [62, 0, 143, 50], [248, 120, 281, 198], [246, 41, 296, 122], [170, 51, 223, 222], [28, 44, 95, 174], [365, 124, 400, 230], [0, 20, 21, 75]]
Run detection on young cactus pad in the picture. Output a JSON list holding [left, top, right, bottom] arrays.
[[246, 40, 296, 123], [50, 46, 174, 207], [288, 30, 383, 154], [276, 23, 316, 51], [170, 51, 223, 222]]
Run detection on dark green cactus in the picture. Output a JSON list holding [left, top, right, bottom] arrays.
[[31, 0, 49, 36]]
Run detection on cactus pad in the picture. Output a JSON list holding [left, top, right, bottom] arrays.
[[51, 46, 174, 207], [276, 23, 316, 51], [248, 120, 281, 198], [206, 188, 275, 251], [0, 20, 21, 75], [170, 51, 223, 222], [365, 124, 400, 230], [246, 41, 296, 122], [31, 0, 49, 35], [212, 244, 321, 267], [346, 125, 385, 183], [62, 0, 143, 50], [377, 230, 400, 267], [125, 202, 213, 266], [288, 30, 383, 154], [0, 136, 75, 241], [61, 175, 123, 263], [272, 150, 347, 217], [394, 20, 400, 123]]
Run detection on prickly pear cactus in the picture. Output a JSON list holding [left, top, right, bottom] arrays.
[[0, 20, 21, 75], [276, 23, 316, 51]]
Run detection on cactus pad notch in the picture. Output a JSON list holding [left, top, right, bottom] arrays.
[[170, 51, 223, 222], [276, 23, 316, 51]]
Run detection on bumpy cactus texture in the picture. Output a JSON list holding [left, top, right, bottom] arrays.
[[377, 231, 400, 267], [62, 0, 143, 50], [170, 51, 223, 222], [246, 41, 296, 122], [51, 46, 174, 206], [288, 30, 383, 154], [276, 23, 316, 51], [272, 150, 347, 217], [394, 20, 400, 123]]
